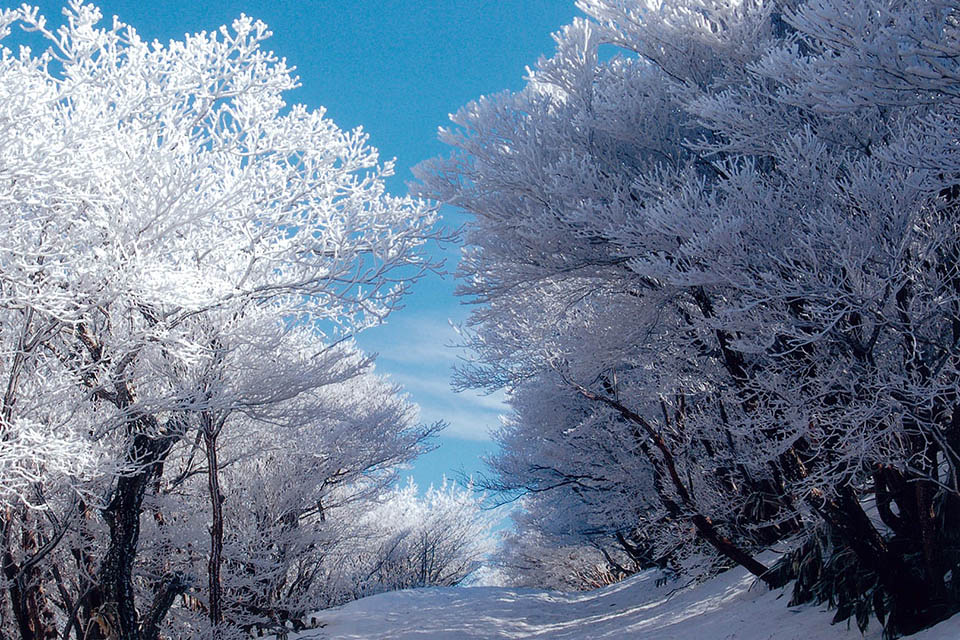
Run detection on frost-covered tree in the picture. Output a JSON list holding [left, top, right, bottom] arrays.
[[419, 0, 792, 585], [0, 3, 439, 639], [140, 355, 439, 637], [418, 0, 960, 634], [485, 376, 679, 572], [348, 480, 495, 595], [495, 515, 637, 591]]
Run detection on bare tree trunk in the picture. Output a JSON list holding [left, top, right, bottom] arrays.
[[83, 428, 178, 640], [74, 314, 190, 640], [202, 415, 225, 632], [809, 484, 948, 634], [1, 507, 60, 640], [18, 510, 57, 640], [0, 307, 58, 640], [139, 573, 190, 640], [1, 508, 32, 640]]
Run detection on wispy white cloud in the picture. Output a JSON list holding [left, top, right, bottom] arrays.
[[356, 310, 506, 441], [376, 342, 454, 367], [383, 372, 506, 441], [421, 404, 503, 441], [388, 373, 507, 410]]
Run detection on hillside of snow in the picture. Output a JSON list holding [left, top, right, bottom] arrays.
[[289, 562, 960, 639]]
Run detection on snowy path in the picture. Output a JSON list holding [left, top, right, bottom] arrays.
[[293, 564, 960, 639]]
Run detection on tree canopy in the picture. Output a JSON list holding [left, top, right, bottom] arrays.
[[0, 3, 486, 638], [417, 0, 960, 635]]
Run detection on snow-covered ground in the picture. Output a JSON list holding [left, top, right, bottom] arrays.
[[290, 563, 960, 639]]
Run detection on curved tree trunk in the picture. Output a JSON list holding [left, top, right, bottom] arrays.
[[566, 378, 774, 585]]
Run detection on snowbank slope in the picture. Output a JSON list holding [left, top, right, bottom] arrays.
[[301, 565, 960, 639]]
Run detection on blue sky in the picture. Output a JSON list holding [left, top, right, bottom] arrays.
[[22, 0, 579, 490]]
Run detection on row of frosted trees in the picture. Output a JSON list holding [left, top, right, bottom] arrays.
[[0, 4, 490, 639], [417, 0, 960, 636]]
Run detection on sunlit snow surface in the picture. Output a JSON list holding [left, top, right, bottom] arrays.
[[286, 562, 960, 640]]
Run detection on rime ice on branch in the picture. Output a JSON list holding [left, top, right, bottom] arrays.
[[417, 0, 960, 635], [0, 2, 441, 638]]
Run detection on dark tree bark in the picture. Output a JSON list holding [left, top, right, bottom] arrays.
[[567, 378, 774, 585], [73, 316, 189, 640], [0, 308, 58, 640], [202, 413, 226, 632], [808, 485, 950, 634], [139, 573, 190, 640], [82, 425, 180, 640]]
